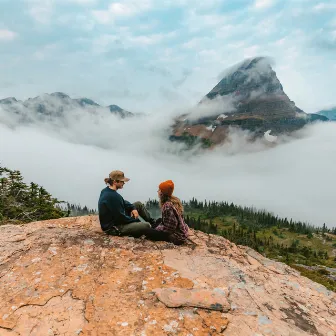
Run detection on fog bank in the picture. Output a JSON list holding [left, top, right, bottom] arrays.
[[0, 114, 335, 228]]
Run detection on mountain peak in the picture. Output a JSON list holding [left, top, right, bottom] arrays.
[[317, 106, 336, 120], [205, 56, 284, 102], [75, 97, 100, 107], [0, 97, 18, 104], [49, 92, 71, 99], [171, 56, 327, 147]]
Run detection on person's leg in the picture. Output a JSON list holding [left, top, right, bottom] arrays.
[[151, 218, 162, 229], [133, 201, 156, 224], [119, 221, 151, 238], [143, 228, 172, 242]]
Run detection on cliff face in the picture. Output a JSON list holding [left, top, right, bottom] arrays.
[[0, 216, 335, 336], [171, 57, 327, 147]]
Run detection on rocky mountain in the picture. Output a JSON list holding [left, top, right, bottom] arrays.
[[171, 57, 327, 147], [317, 107, 336, 120], [0, 92, 133, 125], [0, 216, 335, 335]]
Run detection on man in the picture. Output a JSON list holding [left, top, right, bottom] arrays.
[[98, 170, 154, 237]]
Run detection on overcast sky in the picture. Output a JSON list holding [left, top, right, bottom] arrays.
[[0, 0, 335, 113]]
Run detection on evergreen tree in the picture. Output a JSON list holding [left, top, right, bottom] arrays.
[[0, 165, 66, 223]]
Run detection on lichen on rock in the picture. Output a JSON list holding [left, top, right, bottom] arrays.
[[0, 216, 335, 335]]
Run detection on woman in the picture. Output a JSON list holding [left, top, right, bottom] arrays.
[[144, 180, 189, 245]]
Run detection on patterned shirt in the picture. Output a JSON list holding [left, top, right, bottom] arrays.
[[156, 202, 189, 243]]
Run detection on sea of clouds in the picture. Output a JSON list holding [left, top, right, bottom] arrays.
[[0, 102, 335, 228]]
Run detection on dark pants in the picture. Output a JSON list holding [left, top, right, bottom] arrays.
[[143, 228, 185, 245], [142, 228, 171, 242], [133, 201, 154, 223]]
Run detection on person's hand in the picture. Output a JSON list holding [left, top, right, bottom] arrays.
[[131, 210, 139, 219]]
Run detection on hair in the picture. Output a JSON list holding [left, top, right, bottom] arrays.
[[159, 194, 184, 215], [104, 177, 113, 185]]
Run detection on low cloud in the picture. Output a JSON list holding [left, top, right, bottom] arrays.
[[0, 101, 335, 228], [26, 0, 53, 24], [92, 1, 152, 24], [173, 69, 193, 88], [185, 95, 237, 121], [312, 2, 336, 12], [0, 29, 17, 41], [254, 0, 276, 10]]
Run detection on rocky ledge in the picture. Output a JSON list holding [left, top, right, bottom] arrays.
[[0, 216, 335, 336]]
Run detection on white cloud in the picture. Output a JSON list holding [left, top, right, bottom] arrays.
[[92, 10, 111, 24], [69, 0, 97, 4], [313, 2, 336, 12], [0, 105, 335, 229], [254, 0, 276, 9], [172, 0, 222, 8], [182, 9, 238, 33], [26, 0, 53, 24], [243, 45, 260, 58], [26, 0, 97, 24], [57, 13, 95, 31], [93, 0, 152, 24], [92, 34, 119, 53], [331, 17, 336, 27], [92, 30, 176, 53], [0, 29, 17, 41], [128, 34, 165, 46], [32, 43, 59, 61], [182, 37, 211, 49], [198, 49, 221, 62]]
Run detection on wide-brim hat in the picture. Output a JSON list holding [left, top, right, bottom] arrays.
[[109, 170, 130, 182]]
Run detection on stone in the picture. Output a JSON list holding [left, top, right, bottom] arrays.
[[154, 288, 231, 312], [0, 216, 335, 336]]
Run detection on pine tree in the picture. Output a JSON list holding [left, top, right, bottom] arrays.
[[0, 165, 66, 223]]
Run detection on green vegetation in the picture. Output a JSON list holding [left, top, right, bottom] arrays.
[[169, 132, 213, 149], [0, 166, 97, 224], [146, 198, 336, 291], [291, 265, 336, 291], [67, 203, 96, 217], [0, 166, 67, 223]]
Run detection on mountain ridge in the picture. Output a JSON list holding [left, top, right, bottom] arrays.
[[316, 107, 336, 120], [0, 92, 134, 122]]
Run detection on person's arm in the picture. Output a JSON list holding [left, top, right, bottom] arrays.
[[156, 204, 178, 233], [124, 200, 135, 212], [104, 198, 137, 225], [124, 200, 139, 219]]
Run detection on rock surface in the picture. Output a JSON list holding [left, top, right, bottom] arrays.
[[0, 216, 335, 336], [154, 288, 231, 312]]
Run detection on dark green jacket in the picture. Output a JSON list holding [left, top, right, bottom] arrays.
[[98, 187, 138, 231]]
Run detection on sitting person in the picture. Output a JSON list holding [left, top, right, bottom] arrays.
[[144, 180, 189, 245], [98, 170, 155, 237]]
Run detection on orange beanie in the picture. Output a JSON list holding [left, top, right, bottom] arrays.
[[159, 180, 174, 196]]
